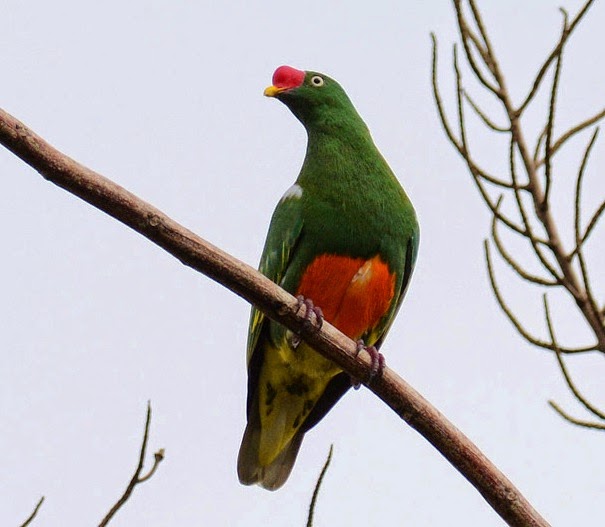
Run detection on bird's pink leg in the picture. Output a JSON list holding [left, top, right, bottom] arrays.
[[290, 296, 324, 349], [295, 295, 324, 331], [351, 340, 385, 389]]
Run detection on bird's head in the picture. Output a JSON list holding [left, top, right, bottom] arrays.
[[264, 65, 362, 131]]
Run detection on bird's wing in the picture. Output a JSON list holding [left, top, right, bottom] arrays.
[[246, 189, 304, 365], [373, 228, 420, 350]]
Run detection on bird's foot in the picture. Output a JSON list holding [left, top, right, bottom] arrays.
[[290, 296, 324, 349], [350, 340, 385, 389], [295, 295, 324, 331]]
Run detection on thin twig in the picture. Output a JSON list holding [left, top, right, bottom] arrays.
[[453, 1, 501, 96], [548, 401, 605, 430], [465, 1, 492, 60], [454, 45, 469, 155], [536, 107, 605, 167], [432, 35, 524, 202], [452, 41, 545, 237], [0, 105, 550, 527], [463, 89, 509, 133], [508, 135, 563, 283], [455, 57, 517, 190], [138, 448, 165, 483], [553, 352, 605, 421], [578, 199, 605, 249], [98, 402, 164, 527], [517, 0, 596, 114], [533, 128, 547, 165], [306, 445, 334, 527], [431, 34, 465, 153], [474, 174, 537, 237], [19, 497, 45, 527], [543, 10, 568, 209], [484, 241, 595, 354], [491, 199, 559, 287], [544, 295, 605, 422], [573, 129, 600, 320]]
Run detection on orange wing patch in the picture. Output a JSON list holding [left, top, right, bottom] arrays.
[[296, 254, 396, 340]]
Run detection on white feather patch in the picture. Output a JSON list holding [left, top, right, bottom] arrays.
[[279, 184, 303, 202]]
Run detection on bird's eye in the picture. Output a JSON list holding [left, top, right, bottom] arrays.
[[311, 75, 324, 87]]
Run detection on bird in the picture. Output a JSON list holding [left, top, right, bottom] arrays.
[[237, 65, 419, 490]]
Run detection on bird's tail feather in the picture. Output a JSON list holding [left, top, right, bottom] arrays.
[[237, 396, 305, 490], [237, 416, 304, 491]]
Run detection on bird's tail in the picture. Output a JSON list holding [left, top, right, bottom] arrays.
[[237, 399, 305, 491]]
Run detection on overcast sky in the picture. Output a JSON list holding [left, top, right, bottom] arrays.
[[1, 1, 603, 525]]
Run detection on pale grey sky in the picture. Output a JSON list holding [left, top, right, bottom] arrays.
[[1, 1, 603, 525]]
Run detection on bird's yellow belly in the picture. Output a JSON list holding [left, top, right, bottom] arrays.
[[257, 253, 396, 466]]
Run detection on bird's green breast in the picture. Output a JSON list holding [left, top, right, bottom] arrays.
[[285, 128, 418, 291]]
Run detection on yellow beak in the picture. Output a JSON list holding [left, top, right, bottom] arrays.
[[264, 85, 284, 97]]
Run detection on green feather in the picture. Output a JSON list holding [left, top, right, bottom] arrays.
[[238, 68, 419, 490]]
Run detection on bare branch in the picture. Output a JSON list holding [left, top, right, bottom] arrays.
[[451, 47, 543, 238], [533, 128, 547, 165], [138, 448, 165, 483], [543, 10, 568, 209], [463, 89, 509, 133], [507, 136, 564, 282], [537, 107, 605, 167], [306, 445, 333, 527], [485, 240, 562, 351], [548, 401, 605, 430], [491, 199, 559, 287], [474, 176, 536, 237], [466, 0, 502, 80], [431, 35, 518, 193], [99, 403, 164, 527], [579, 198, 605, 248], [573, 129, 600, 320], [553, 352, 605, 421], [518, 0, 596, 114], [0, 106, 550, 527], [454, 45, 470, 153], [485, 241, 595, 354], [453, 48, 520, 191], [19, 497, 45, 527], [453, 1, 501, 96], [544, 295, 605, 421], [431, 34, 465, 153]]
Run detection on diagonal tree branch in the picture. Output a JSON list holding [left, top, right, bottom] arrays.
[[0, 107, 549, 526], [19, 497, 45, 527]]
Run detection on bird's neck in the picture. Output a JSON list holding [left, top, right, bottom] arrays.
[[297, 119, 388, 192], [304, 116, 375, 162]]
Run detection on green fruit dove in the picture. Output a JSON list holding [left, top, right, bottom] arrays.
[[237, 65, 419, 490]]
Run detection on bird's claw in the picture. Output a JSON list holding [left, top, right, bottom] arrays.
[[350, 340, 385, 389], [290, 296, 324, 349], [295, 295, 324, 332]]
